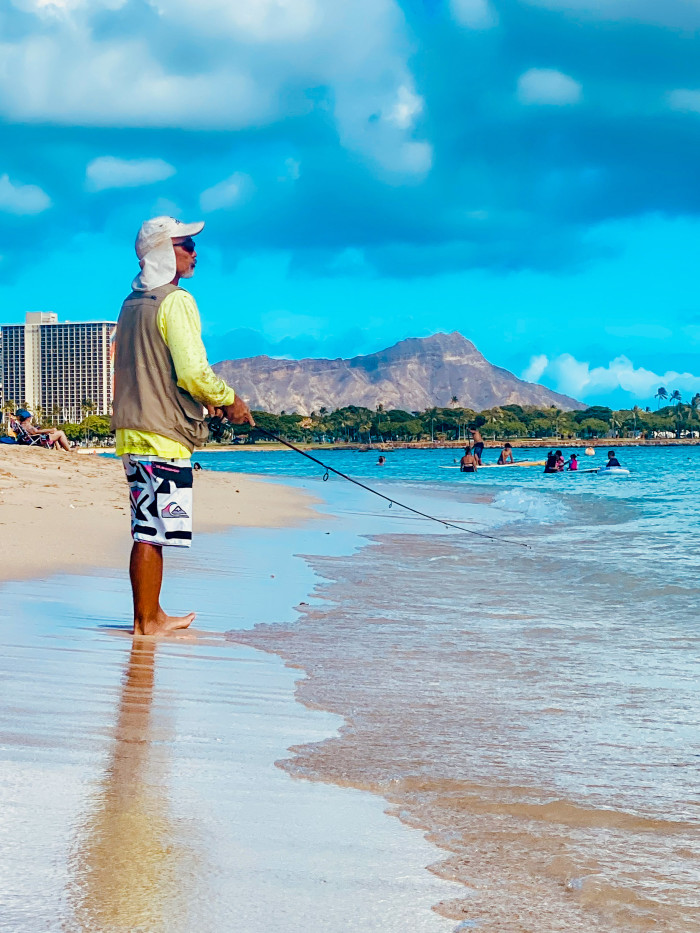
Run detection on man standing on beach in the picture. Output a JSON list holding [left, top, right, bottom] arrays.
[[112, 217, 254, 636]]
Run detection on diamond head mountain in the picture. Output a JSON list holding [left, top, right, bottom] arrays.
[[212, 332, 583, 415]]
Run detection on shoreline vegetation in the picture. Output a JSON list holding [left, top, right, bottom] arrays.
[[5, 400, 699, 450]]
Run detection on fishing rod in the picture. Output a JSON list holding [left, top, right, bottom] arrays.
[[208, 418, 530, 549]]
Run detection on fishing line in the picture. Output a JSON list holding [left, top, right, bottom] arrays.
[[210, 419, 530, 549]]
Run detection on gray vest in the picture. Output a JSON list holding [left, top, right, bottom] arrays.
[[111, 284, 209, 451]]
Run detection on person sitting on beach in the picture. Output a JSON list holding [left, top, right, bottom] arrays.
[[567, 453, 579, 471], [460, 446, 478, 473], [112, 216, 254, 637], [497, 443, 514, 465], [605, 450, 621, 468], [470, 427, 485, 465], [15, 409, 72, 451]]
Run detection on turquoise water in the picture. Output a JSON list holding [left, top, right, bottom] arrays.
[[205, 444, 700, 932]]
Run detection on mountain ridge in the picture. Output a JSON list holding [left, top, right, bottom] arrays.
[[212, 332, 583, 414]]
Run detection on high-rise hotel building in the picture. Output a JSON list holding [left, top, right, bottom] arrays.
[[1, 312, 116, 422]]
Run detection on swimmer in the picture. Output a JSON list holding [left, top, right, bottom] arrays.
[[377, 455, 386, 465], [460, 446, 479, 473], [497, 442, 514, 465], [544, 450, 559, 474], [605, 450, 622, 468]]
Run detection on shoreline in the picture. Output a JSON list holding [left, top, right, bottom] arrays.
[[201, 436, 700, 452], [0, 445, 320, 583], [70, 435, 700, 458], [0, 462, 461, 931], [0, 518, 458, 931]]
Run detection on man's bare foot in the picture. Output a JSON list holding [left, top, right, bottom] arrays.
[[132, 609, 196, 636]]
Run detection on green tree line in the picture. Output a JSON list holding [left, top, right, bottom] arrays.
[[210, 397, 700, 444], [3, 393, 700, 445]]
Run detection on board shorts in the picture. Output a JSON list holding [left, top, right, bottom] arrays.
[[122, 455, 193, 548], [473, 442, 484, 458]]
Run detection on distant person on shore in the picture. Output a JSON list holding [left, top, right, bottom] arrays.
[[497, 442, 514, 465], [112, 216, 254, 637], [460, 446, 479, 473], [470, 427, 485, 465], [377, 455, 386, 465], [15, 409, 72, 451], [605, 450, 622, 468], [567, 453, 579, 471]]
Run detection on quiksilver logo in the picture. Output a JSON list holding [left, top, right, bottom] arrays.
[[162, 502, 189, 518]]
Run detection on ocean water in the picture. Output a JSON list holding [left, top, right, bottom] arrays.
[[199, 445, 700, 932]]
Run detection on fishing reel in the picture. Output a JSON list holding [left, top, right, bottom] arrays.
[[208, 415, 229, 442]]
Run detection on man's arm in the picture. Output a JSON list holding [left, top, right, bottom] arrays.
[[159, 291, 236, 406], [159, 291, 254, 425]]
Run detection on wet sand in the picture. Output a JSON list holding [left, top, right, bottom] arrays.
[[0, 482, 459, 932]]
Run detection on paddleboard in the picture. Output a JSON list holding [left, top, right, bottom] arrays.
[[597, 466, 630, 475], [441, 460, 546, 470]]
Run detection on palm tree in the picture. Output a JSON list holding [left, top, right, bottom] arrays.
[[632, 405, 642, 436], [669, 390, 683, 437], [450, 395, 459, 408], [51, 405, 62, 426], [81, 398, 96, 444], [690, 393, 700, 438], [655, 386, 668, 409], [2, 399, 16, 428], [427, 406, 438, 442]]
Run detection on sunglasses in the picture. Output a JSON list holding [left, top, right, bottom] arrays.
[[174, 237, 196, 253]]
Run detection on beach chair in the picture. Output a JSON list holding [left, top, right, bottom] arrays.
[[9, 419, 56, 449]]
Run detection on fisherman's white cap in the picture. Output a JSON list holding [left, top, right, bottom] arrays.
[[132, 216, 205, 291]]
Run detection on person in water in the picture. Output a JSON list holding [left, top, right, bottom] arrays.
[[605, 450, 621, 467], [460, 446, 478, 473], [377, 455, 386, 465], [555, 450, 566, 471], [497, 442, 514, 465], [470, 427, 485, 465], [567, 453, 579, 471], [544, 450, 559, 474]]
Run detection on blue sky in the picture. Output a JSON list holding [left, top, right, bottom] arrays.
[[2, 0, 700, 407]]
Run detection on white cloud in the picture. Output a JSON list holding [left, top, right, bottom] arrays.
[[450, 0, 498, 29], [148, 0, 319, 42], [669, 89, 700, 114], [523, 352, 700, 401], [522, 353, 549, 383], [0, 174, 51, 214], [199, 172, 253, 212], [517, 68, 582, 106], [86, 156, 175, 191], [385, 85, 423, 130], [0, 0, 430, 175], [0, 35, 263, 129]]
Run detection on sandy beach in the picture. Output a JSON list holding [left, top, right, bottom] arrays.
[[0, 446, 318, 582], [0, 445, 459, 932]]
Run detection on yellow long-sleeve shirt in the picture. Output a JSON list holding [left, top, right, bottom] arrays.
[[115, 289, 234, 459]]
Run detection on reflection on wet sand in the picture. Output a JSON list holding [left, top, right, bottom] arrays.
[[66, 639, 186, 933]]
